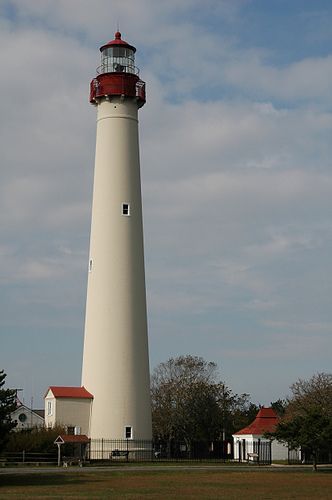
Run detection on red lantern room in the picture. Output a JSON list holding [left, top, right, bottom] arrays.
[[89, 32, 146, 107]]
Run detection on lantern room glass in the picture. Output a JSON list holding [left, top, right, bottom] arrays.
[[100, 46, 137, 75]]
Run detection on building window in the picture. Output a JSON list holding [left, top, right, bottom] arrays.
[[122, 203, 130, 216], [47, 401, 52, 416], [125, 426, 133, 439], [18, 413, 27, 423], [89, 258, 93, 272]]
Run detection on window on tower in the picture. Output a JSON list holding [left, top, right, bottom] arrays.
[[47, 401, 53, 416], [125, 426, 133, 439], [122, 203, 130, 216]]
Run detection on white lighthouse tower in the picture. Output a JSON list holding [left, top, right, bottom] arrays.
[[81, 32, 152, 442]]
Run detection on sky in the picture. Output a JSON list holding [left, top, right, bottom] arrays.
[[1, 0, 331, 409]]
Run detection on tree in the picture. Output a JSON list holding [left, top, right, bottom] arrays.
[[228, 397, 260, 435], [269, 410, 332, 471], [287, 372, 332, 419], [5, 426, 67, 453], [267, 372, 332, 470], [151, 356, 220, 444], [151, 355, 257, 444], [0, 370, 17, 452], [270, 399, 287, 417]]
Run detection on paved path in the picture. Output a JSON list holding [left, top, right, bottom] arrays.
[[1, 464, 330, 475]]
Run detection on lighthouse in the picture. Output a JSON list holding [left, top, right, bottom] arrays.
[[81, 32, 152, 442]]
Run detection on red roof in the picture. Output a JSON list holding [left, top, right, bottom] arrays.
[[234, 407, 278, 436], [47, 386, 93, 399], [55, 434, 90, 444], [100, 31, 136, 53]]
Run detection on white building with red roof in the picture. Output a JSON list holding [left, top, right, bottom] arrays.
[[44, 386, 93, 436], [233, 407, 298, 462]]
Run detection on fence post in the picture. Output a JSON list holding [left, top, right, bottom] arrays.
[[269, 440, 272, 465], [257, 439, 260, 464], [22, 450, 25, 463]]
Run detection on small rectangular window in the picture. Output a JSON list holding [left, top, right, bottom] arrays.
[[89, 259, 93, 272], [47, 401, 52, 416], [122, 203, 130, 216], [125, 426, 133, 439]]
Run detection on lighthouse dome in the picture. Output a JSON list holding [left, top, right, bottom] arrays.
[[98, 31, 138, 75]]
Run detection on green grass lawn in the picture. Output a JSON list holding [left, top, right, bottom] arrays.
[[0, 469, 331, 499]]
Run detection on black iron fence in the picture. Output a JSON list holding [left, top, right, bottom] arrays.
[[5, 441, 331, 466], [235, 439, 271, 465], [87, 439, 234, 462], [288, 447, 332, 465]]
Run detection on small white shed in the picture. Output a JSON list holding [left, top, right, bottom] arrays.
[[232, 407, 295, 462]]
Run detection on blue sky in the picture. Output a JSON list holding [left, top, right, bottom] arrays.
[[0, 0, 331, 408]]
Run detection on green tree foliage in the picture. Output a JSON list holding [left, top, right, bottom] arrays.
[[287, 372, 332, 419], [268, 372, 332, 470], [151, 356, 219, 443], [0, 370, 17, 451], [5, 426, 67, 453], [151, 355, 258, 443], [270, 399, 287, 417], [269, 410, 332, 471], [229, 397, 260, 435]]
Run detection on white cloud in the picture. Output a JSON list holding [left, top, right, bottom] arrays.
[[262, 320, 332, 332], [245, 228, 321, 259], [225, 54, 332, 103]]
